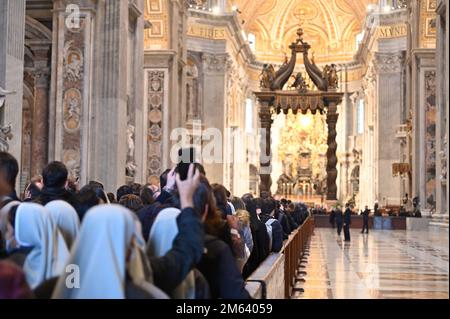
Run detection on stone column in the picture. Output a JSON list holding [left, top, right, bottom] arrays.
[[324, 96, 341, 201], [201, 53, 228, 185], [0, 0, 25, 175], [436, 0, 448, 218], [258, 100, 273, 195], [374, 52, 405, 206], [30, 47, 51, 177], [89, 0, 129, 192]]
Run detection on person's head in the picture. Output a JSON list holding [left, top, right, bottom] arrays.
[[88, 181, 104, 190], [287, 202, 295, 213], [230, 197, 246, 211], [119, 194, 144, 213], [73, 187, 101, 221], [190, 176, 223, 236], [140, 185, 154, 206], [365, 205, 369, 210], [211, 184, 228, 208], [42, 161, 68, 189], [262, 198, 276, 216], [0, 152, 19, 195], [107, 192, 116, 204], [260, 191, 270, 200], [83, 184, 107, 204], [116, 185, 133, 202], [130, 183, 142, 197]]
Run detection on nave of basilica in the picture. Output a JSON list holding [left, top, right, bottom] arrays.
[[0, 0, 448, 300]]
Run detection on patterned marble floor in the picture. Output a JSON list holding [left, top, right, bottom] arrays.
[[293, 227, 449, 299]]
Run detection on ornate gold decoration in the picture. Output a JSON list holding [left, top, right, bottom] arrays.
[[231, 0, 377, 63]]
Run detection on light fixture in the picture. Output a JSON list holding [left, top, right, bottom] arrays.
[[212, 6, 220, 14], [382, 5, 391, 13]]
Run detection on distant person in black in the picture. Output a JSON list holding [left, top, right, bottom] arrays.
[[361, 206, 370, 234], [329, 208, 336, 228], [343, 205, 352, 242], [335, 205, 343, 236], [374, 201, 381, 216]]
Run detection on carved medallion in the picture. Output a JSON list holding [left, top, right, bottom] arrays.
[[63, 88, 82, 132]]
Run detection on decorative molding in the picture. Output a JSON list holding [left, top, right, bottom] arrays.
[[374, 52, 405, 73], [146, 70, 165, 184], [202, 53, 229, 73]]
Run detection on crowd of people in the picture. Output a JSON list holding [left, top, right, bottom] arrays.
[[0, 151, 309, 299]]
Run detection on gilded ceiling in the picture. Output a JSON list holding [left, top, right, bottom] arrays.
[[230, 0, 377, 63]]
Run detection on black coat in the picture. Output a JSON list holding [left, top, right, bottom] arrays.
[[197, 235, 250, 299], [362, 209, 370, 221], [242, 217, 270, 279], [37, 187, 76, 207], [344, 208, 352, 225], [335, 209, 343, 224], [260, 215, 284, 253]]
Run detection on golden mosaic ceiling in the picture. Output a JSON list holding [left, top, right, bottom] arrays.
[[231, 0, 377, 63]]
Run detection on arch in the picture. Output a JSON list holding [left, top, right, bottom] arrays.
[[25, 16, 52, 41]]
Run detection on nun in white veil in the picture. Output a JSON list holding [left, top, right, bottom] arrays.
[[147, 207, 196, 299], [52, 205, 168, 299], [14, 203, 70, 289], [45, 200, 80, 249]]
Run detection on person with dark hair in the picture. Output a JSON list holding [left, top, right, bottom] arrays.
[[183, 175, 249, 299], [130, 183, 142, 197], [230, 197, 246, 211], [241, 197, 270, 279], [211, 184, 229, 218], [343, 204, 352, 242], [140, 185, 155, 206], [37, 162, 75, 207], [0, 152, 20, 201], [88, 180, 104, 190], [119, 194, 144, 213], [72, 187, 101, 221], [361, 205, 370, 234], [259, 198, 283, 253], [84, 183, 107, 204], [107, 192, 116, 204], [285, 203, 299, 230], [116, 185, 133, 202], [335, 204, 343, 236]]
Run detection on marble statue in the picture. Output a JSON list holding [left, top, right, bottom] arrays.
[[127, 124, 135, 158], [0, 124, 12, 152]]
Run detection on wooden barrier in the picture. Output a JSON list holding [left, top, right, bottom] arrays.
[[245, 217, 315, 299], [281, 217, 314, 298]]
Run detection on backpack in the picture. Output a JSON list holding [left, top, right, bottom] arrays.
[[265, 219, 276, 252]]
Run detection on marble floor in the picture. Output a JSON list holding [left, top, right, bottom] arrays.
[[293, 227, 449, 299]]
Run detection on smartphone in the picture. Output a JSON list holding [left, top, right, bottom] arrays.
[[176, 147, 196, 181]]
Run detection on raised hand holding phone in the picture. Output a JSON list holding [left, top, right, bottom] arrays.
[[176, 164, 201, 209]]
